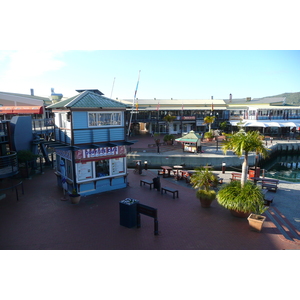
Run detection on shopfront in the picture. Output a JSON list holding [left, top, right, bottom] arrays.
[[55, 145, 128, 196]]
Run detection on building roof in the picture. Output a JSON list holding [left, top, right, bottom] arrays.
[[0, 91, 52, 106], [47, 90, 129, 109], [175, 130, 201, 143], [224, 97, 286, 106]]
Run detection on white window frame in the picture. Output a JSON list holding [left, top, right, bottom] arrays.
[[88, 111, 123, 127]]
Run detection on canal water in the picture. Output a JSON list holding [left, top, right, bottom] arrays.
[[262, 154, 300, 182]]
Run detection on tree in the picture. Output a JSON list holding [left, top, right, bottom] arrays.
[[222, 130, 268, 187], [204, 116, 215, 132], [163, 114, 176, 134]]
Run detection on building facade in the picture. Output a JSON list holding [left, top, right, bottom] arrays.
[[47, 90, 131, 196]]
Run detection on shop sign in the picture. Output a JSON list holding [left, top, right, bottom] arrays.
[[182, 116, 195, 120], [75, 146, 126, 161]]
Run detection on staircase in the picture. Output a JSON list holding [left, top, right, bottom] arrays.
[[265, 207, 300, 242]]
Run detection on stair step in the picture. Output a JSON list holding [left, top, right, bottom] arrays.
[[265, 207, 300, 242]]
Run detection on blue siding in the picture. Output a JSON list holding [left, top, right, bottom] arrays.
[[91, 129, 109, 142], [77, 178, 127, 196], [73, 128, 124, 144], [72, 111, 88, 129], [73, 130, 92, 144], [110, 128, 125, 140]]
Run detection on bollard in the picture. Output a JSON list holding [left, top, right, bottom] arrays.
[[222, 162, 226, 174]]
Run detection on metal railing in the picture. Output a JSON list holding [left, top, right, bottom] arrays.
[[0, 151, 18, 178]]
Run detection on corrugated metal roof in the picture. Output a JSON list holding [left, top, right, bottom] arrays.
[[175, 130, 201, 143], [224, 97, 286, 105], [47, 91, 129, 109], [0, 91, 52, 105]]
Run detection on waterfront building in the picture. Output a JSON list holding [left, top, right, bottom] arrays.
[[47, 89, 131, 196]]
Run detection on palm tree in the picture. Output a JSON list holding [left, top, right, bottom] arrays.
[[163, 114, 176, 134], [204, 115, 215, 132], [222, 130, 268, 187]]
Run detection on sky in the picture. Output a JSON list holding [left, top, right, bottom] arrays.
[[1, 1, 299, 102], [0, 50, 299, 100], [1, 1, 299, 294]]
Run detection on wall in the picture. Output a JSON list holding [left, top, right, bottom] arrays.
[[127, 152, 255, 170]]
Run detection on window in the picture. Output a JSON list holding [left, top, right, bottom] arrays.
[[76, 157, 126, 182], [88, 112, 122, 127], [95, 159, 110, 177]]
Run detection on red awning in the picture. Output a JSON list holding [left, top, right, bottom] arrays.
[[0, 106, 43, 114]]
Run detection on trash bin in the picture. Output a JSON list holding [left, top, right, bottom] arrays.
[[119, 198, 139, 228], [248, 167, 260, 179], [153, 177, 161, 191]]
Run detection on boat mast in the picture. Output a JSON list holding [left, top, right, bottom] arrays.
[[127, 70, 141, 137]]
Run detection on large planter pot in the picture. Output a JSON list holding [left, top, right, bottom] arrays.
[[69, 194, 81, 204], [19, 167, 32, 178], [247, 213, 266, 232], [199, 197, 214, 208], [230, 209, 251, 218]]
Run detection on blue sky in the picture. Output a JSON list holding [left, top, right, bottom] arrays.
[[0, 50, 299, 100]]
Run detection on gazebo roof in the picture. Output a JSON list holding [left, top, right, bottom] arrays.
[[175, 130, 201, 144]]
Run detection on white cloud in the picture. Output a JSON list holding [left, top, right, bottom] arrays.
[[0, 50, 67, 95], [4, 50, 66, 78]]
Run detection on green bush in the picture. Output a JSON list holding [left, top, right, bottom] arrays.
[[217, 180, 267, 214]]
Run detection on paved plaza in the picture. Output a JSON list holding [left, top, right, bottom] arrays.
[[0, 133, 299, 250]]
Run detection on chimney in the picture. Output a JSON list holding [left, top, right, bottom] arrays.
[[30, 89, 34, 96], [211, 96, 213, 99], [229, 93, 232, 102]]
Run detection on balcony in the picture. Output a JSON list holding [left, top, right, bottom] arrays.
[[0, 151, 18, 179]]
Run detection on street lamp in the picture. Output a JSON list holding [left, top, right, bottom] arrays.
[[222, 162, 226, 174]]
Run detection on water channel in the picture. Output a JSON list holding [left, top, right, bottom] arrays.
[[262, 154, 300, 182]]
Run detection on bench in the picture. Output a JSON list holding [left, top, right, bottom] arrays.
[[262, 183, 278, 192], [264, 195, 274, 206], [161, 186, 179, 199], [140, 179, 154, 190], [261, 179, 279, 192], [230, 173, 242, 181]]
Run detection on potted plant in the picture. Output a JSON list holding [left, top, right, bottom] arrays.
[[69, 188, 81, 204], [190, 166, 218, 208], [163, 134, 175, 145], [217, 180, 267, 218], [204, 131, 214, 141], [17, 149, 39, 178], [247, 213, 267, 232]]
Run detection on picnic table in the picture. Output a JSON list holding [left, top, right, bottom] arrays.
[[160, 166, 173, 178]]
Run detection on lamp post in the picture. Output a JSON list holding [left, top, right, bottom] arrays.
[[144, 160, 148, 170], [222, 162, 226, 174]]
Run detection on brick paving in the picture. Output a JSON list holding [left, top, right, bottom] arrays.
[[0, 133, 299, 250]]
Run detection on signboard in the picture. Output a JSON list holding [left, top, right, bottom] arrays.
[[75, 146, 126, 162], [111, 158, 125, 175], [182, 116, 196, 120], [77, 161, 93, 181]]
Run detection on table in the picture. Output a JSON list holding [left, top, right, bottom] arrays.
[[160, 166, 173, 178]]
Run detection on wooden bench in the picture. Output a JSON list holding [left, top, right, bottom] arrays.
[[161, 186, 179, 199], [264, 195, 274, 206], [231, 173, 242, 181], [261, 179, 279, 192], [140, 179, 154, 190]]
